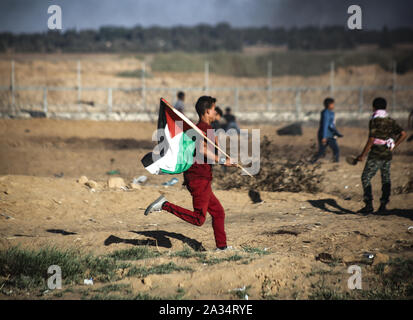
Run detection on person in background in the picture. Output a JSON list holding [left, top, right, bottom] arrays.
[[174, 91, 185, 113], [311, 98, 343, 164], [211, 106, 223, 131], [223, 107, 240, 134], [356, 97, 407, 214]]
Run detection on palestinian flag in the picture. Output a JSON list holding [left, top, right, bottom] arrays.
[[141, 99, 197, 175]]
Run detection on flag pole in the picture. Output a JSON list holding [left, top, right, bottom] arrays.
[[161, 98, 253, 178]]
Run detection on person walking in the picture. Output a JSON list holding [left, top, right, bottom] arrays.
[[311, 98, 343, 163]]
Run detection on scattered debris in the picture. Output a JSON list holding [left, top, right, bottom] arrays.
[[214, 136, 323, 193], [248, 189, 263, 204], [363, 252, 375, 260], [108, 177, 126, 189], [0, 212, 14, 220], [133, 176, 148, 184], [163, 178, 179, 187], [393, 175, 413, 195], [106, 170, 120, 175], [85, 180, 98, 189], [372, 253, 390, 266], [315, 252, 337, 264], [129, 183, 141, 190], [276, 122, 302, 136], [20, 109, 46, 118], [77, 176, 88, 184]]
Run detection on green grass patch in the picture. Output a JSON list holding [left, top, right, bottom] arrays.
[[171, 247, 207, 260], [0, 246, 120, 291], [126, 262, 193, 277], [108, 247, 161, 261], [150, 49, 413, 77], [199, 254, 243, 265], [92, 283, 132, 295], [117, 69, 152, 78], [308, 258, 413, 300], [241, 246, 270, 256]]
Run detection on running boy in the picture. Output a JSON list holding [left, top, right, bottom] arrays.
[[144, 96, 235, 250]]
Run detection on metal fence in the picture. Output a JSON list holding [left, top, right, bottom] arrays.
[[1, 59, 412, 119]]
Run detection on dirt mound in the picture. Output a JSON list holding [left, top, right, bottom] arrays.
[[214, 136, 324, 193]]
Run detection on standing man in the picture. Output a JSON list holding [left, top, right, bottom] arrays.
[[144, 96, 235, 251], [311, 98, 343, 164], [357, 97, 407, 214], [223, 107, 240, 134], [174, 91, 185, 113]]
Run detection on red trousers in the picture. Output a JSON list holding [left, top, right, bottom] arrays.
[[162, 179, 227, 248]]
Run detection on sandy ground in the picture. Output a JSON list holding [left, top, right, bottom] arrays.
[[0, 118, 412, 299]]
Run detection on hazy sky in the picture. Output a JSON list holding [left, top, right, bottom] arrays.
[[1, 0, 413, 33]]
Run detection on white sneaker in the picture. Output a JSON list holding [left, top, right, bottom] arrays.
[[215, 245, 234, 252], [144, 195, 167, 216]]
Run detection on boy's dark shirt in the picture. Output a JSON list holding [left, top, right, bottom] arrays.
[[368, 117, 403, 161], [224, 114, 236, 123], [211, 120, 222, 130], [184, 121, 214, 182]]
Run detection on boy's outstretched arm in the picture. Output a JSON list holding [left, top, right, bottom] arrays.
[[357, 137, 375, 162]]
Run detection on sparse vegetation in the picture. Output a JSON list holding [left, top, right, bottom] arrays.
[[241, 246, 270, 256], [199, 254, 244, 265], [308, 258, 413, 300], [214, 136, 324, 193], [170, 246, 207, 260], [108, 247, 161, 261], [0, 246, 119, 292], [126, 262, 193, 277]]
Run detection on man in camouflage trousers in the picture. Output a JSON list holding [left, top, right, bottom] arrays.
[[357, 97, 407, 214]]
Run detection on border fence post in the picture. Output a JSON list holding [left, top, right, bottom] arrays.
[[234, 87, 239, 113], [359, 87, 364, 113], [142, 62, 146, 111], [295, 88, 301, 120], [204, 61, 209, 93], [392, 60, 397, 112], [267, 61, 272, 111], [107, 88, 112, 113], [77, 60, 81, 111], [43, 87, 48, 114], [330, 61, 335, 96], [11, 60, 15, 113]]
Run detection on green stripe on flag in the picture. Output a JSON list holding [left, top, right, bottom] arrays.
[[160, 132, 196, 174]]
